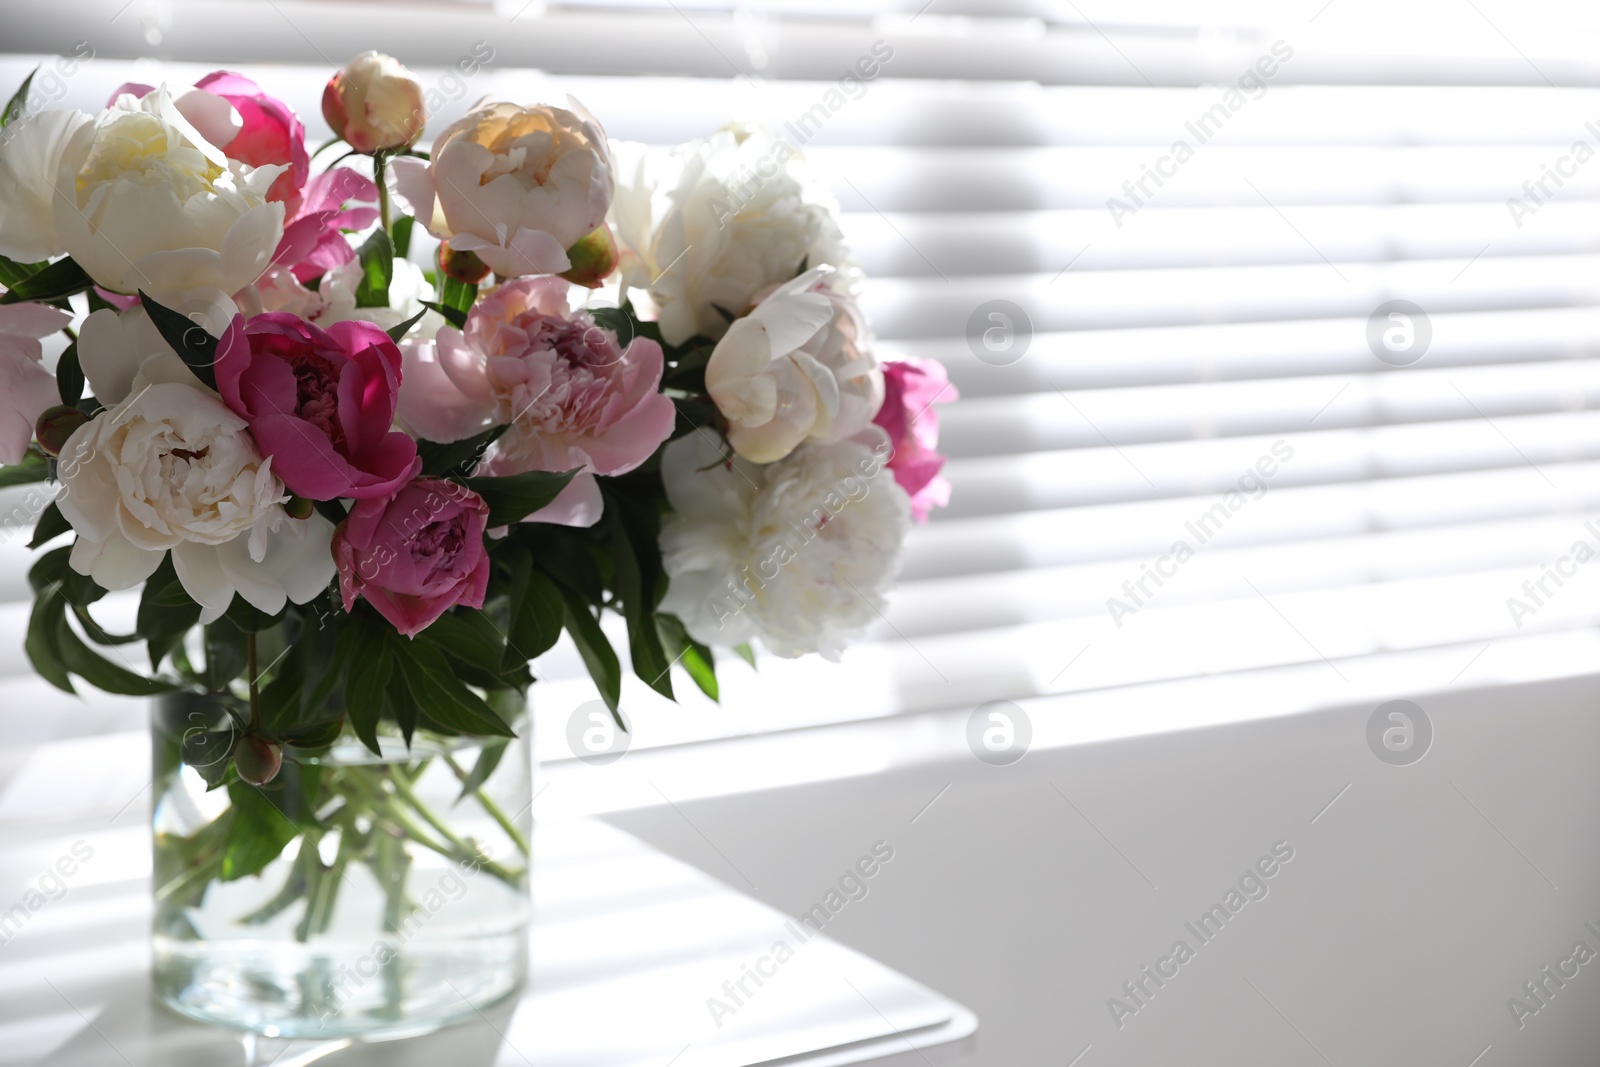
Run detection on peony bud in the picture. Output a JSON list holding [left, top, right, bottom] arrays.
[[284, 495, 315, 520], [34, 405, 90, 457], [322, 52, 426, 154], [439, 242, 492, 285], [559, 224, 619, 289], [233, 735, 283, 786]]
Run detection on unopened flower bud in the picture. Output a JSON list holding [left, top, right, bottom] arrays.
[[234, 735, 283, 786], [322, 52, 426, 154], [284, 495, 315, 520], [34, 405, 90, 457], [559, 224, 619, 289], [439, 243, 492, 285]]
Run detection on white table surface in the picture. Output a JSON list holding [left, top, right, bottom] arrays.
[[608, 673, 1600, 1066]]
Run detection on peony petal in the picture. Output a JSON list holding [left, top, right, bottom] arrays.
[[388, 154, 443, 235], [171, 540, 237, 623], [172, 87, 242, 150], [70, 532, 165, 592], [521, 471, 603, 528], [395, 337, 496, 443], [0, 109, 95, 262]]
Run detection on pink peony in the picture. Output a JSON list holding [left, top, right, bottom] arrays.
[[215, 313, 420, 501], [873, 357, 958, 522], [195, 72, 309, 209], [0, 303, 71, 465], [334, 478, 490, 637], [110, 73, 308, 209], [271, 168, 380, 283], [399, 276, 675, 477]]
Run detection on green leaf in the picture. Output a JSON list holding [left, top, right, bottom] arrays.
[[386, 670, 419, 746], [138, 290, 219, 390], [658, 614, 719, 703], [138, 558, 202, 671], [420, 610, 508, 675], [1, 67, 37, 128], [27, 544, 70, 593], [56, 341, 84, 406], [25, 585, 72, 693], [0, 252, 47, 290], [297, 619, 347, 718], [344, 624, 392, 756], [605, 503, 673, 700], [353, 228, 393, 309], [0, 257, 92, 306], [313, 498, 349, 526], [439, 276, 477, 317], [502, 547, 563, 669], [391, 213, 414, 258], [221, 783, 299, 881], [416, 424, 505, 478], [393, 638, 516, 738], [69, 601, 140, 646], [0, 450, 48, 489], [462, 468, 580, 528], [456, 738, 508, 802], [419, 299, 467, 330], [180, 727, 237, 789], [385, 307, 426, 343], [224, 597, 280, 632], [203, 620, 249, 691], [54, 606, 176, 695], [278, 717, 345, 752], [255, 644, 305, 730], [662, 344, 713, 393], [733, 642, 757, 669], [27, 502, 71, 549], [558, 584, 622, 727]]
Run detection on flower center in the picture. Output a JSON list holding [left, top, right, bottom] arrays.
[[411, 517, 466, 569], [78, 112, 224, 202], [287, 350, 347, 452]]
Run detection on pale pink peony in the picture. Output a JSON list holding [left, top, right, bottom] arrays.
[[872, 357, 958, 522], [390, 98, 612, 278], [399, 276, 674, 494], [0, 303, 72, 464], [334, 478, 490, 637]]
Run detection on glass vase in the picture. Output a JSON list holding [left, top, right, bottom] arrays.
[[150, 691, 532, 1040]]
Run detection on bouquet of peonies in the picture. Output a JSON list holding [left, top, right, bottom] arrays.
[[0, 53, 958, 787]]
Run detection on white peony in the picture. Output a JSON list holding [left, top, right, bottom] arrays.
[[0, 109, 94, 262], [47, 86, 284, 294], [657, 427, 910, 660], [704, 267, 883, 464], [612, 127, 856, 347], [77, 285, 238, 408], [55, 349, 334, 622]]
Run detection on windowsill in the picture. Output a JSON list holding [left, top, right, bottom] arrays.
[[534, 626, 1600, 818]]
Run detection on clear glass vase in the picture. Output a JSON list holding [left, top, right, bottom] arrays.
[[150, 692, 532, 1040]]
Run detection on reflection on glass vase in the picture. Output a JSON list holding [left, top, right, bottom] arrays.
[[151, 691, 532, 1039]]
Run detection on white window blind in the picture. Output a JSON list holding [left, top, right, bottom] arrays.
[[3, 0, 1600, 765]]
